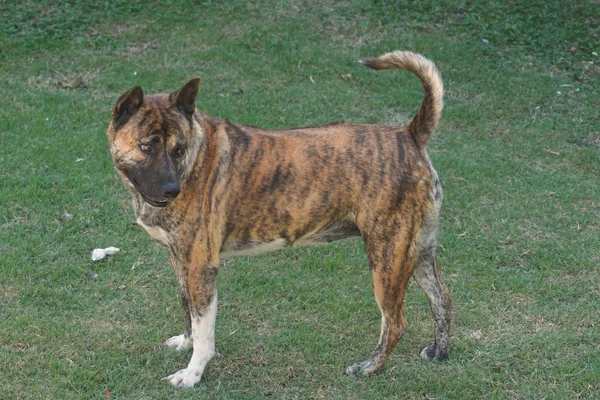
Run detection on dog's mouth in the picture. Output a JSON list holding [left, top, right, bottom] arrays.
[[129, 177, 168, 208], [140, 192, 168, 208]]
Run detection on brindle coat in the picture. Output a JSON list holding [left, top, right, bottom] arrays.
[[106, 51, 452, 388]]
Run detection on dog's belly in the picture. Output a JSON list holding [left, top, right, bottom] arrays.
[[220, 221, 361, 259], [219, 238, 288, 259], [293, 221, 361, 246]]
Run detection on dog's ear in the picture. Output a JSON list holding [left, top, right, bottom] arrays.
[[113, 86, 144, 129], [171, 78, 200, 116]]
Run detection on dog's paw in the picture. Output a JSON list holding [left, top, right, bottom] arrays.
[[345, 360, 379, 376], [164, 334, 192, 351], [420, 343, 448, 361], [163, 368, 202, 388]]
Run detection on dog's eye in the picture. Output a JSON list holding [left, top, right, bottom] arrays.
[[174, 147, 186, 158], [139, 143, 152, 154]]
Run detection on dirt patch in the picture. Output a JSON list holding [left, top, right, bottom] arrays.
[[1, 284, 18, 302], [518, 220, 559, 244], [381, 110, 411, 127], [86, 23, 142, 41], [27, 69, 100, 93], [117, 40, 159, 58], [258, 1, 388, 50], [582, 132, 600, 148]]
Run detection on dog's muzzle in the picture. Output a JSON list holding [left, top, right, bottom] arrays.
[[129, 176, 179, 208]]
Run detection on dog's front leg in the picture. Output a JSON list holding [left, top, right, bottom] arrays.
[[165, 261, 218, 388], [164, 289, 193, 351]]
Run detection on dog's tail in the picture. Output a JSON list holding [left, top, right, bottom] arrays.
[[360, 51, 443, 149]]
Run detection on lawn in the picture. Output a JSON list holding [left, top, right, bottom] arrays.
[[1, 0, 599, 399]]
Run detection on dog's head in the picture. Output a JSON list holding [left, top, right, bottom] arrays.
[[106, 79, 202, 208]]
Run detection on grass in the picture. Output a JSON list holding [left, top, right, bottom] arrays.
[[1, 0, 599, 398]]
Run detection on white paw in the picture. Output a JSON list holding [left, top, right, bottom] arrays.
[[164, 368, 202, 388], [164, 334, 192, 351]]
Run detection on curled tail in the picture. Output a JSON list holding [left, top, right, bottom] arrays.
[[360, 51, 444, 149]]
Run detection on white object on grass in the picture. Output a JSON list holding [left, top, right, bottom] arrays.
[[91, 247, 120, 261]]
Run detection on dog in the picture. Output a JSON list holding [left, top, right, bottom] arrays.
[[106, 51, 452, 388]]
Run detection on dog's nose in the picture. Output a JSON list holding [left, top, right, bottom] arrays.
[[162, 182, 181, 199]]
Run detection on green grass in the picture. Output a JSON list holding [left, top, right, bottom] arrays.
[[1, 0, 599, 398]]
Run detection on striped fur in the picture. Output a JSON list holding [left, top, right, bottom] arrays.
[[106, 51, 452, 387]]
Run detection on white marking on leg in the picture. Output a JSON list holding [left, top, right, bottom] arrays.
[[164, 334, 192, 351], [165, 292, 218, 388]]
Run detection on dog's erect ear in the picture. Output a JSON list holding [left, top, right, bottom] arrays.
[[113, 86, 144, 128], [172, 78, 200, 116]]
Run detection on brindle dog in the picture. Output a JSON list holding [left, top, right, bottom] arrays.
[[106, 51, 451, 388]]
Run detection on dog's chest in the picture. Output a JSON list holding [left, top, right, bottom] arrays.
[[137, 218, 170, 246]]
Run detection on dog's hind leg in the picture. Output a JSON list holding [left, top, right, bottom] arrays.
[[412, 173, 451, 361], [346, 224, 418, 376], [412, 237, 451, 361]]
